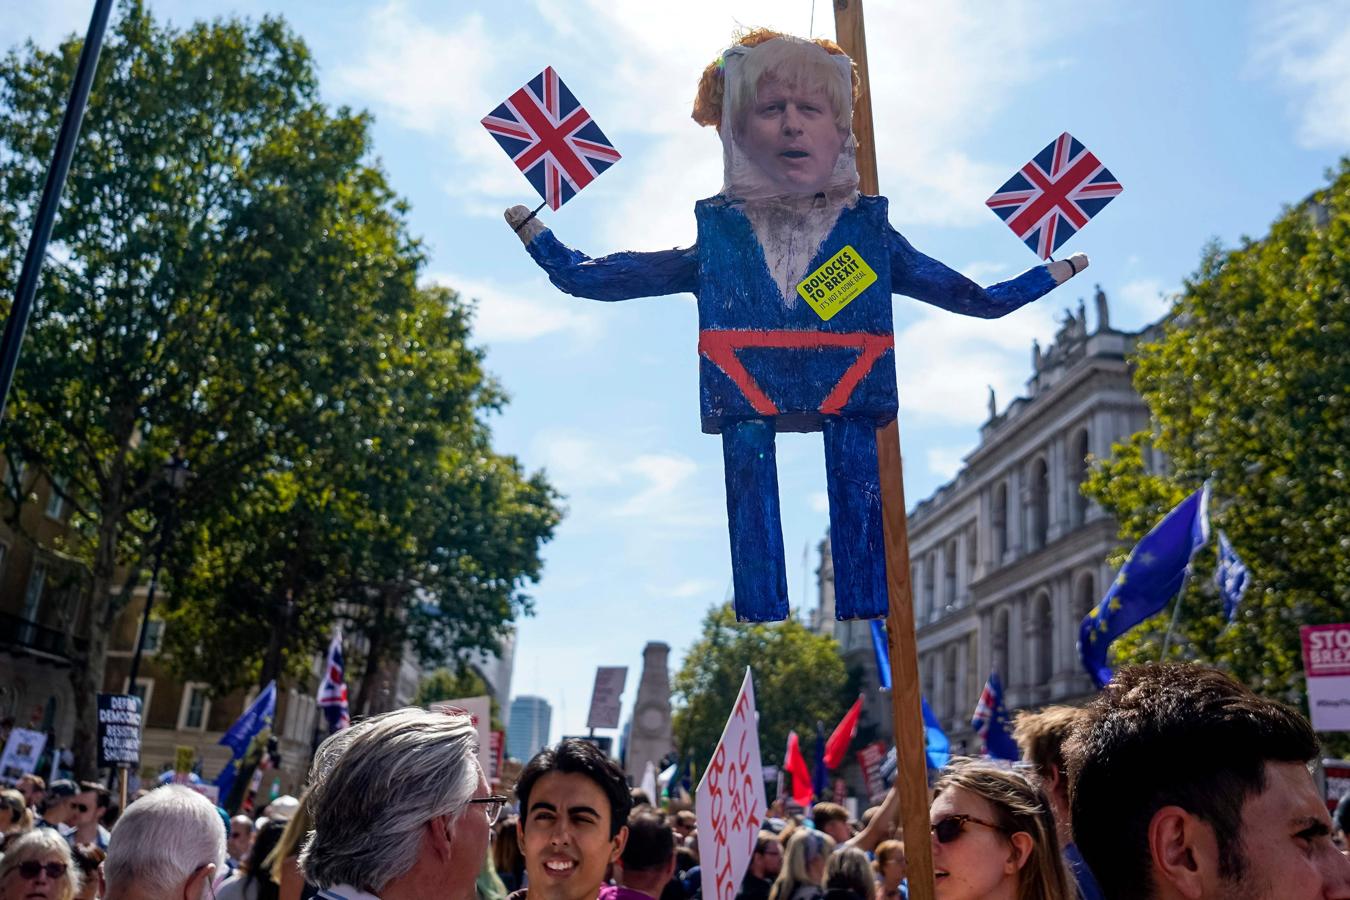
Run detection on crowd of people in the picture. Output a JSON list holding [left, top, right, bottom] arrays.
[[1, 662, 1349, 900]]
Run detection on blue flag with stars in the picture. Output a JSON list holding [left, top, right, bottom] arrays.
[[871, 621, 950, 772], [1079, 485, 1210, 688], [1215, 531, 1250, 622]]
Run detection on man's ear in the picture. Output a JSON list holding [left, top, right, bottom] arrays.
[[1148, 805, 1217, 900], [609, 825, 629, 863], [184, 862, 216, 900], [1003, 832, 1034, 875], [1045, 763, 1064, 796]]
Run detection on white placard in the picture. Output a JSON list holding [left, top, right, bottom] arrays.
[[1302, 625, 1350, 732], [695, 669, 765, 900], [0, 728, 47, 784], [432, 696, 493, 781], [587, 667, 628, 730]]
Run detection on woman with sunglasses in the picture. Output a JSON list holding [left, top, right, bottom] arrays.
[[0, 789, 34, 849], [928, 759, 1071, 900], [0, 829, 81, 900]]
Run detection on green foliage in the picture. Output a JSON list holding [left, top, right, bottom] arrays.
[[672, 604, 850, 771], [414, 666, 504, 731], [1082, 160, 1350, 714], [0, 1, 558, 769]]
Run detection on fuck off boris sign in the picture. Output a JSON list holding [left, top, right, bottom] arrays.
[[695, 669, 766, 900]]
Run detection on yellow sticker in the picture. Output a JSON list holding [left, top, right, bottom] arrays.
[[796, 245, 878, 321]]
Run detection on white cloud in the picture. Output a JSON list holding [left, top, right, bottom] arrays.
[[425, 272, 603, 344], [666, 578, 718, 599], [1250, 0, 1350, 148], [808, 491, 830, 514], [895, 302, 1057, 425], [926, 446, 967, 480], [1114, 278, 1176, 329]]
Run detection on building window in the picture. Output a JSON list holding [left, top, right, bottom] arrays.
[[944, 540, 958, 610], [1029, 458, 1050, 550], [22, 563, 46, 621], [1034, 593, 1054, 684], [178, 684, 211, 731], [1076, 573, 1097, 623], [44, 475, 68, 519], [126, 678, 154, 718], [140, 619, 166, 655], [924, 555, 937, 622], [1070, 429, 1091, 526], [993, 483, 1008, 559], [993, 608, 1010, 679], [944, 645, 959, 722]]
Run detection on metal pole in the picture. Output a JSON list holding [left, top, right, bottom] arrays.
[[126, 524, 169, 692], [0, 0, 115, 424]]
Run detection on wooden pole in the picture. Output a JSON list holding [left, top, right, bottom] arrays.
[[117, 766, 128, 814], [831, 4, 936, 899]]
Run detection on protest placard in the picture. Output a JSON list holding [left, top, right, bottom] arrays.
[[695, 669, 765, 900], [431, 696, 492, 780], [97, 693, 143, 768], [586, 666, 628, 730], [856, 741, 888, 804], [1302, 624, 1350, 731], [0, 728, 46, 784]]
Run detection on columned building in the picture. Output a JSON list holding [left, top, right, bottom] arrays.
[[816, 288, 1161, 783]]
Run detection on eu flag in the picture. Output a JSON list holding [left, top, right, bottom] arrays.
[[872, 621, 949, 773], [214, 680, 276, 798], [1215, 530, 1250, 622], [1079, 485, 1210, 688]]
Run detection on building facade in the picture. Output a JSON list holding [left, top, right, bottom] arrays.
[[816, 289, 1160, 786], [507, 695, 552, 763]]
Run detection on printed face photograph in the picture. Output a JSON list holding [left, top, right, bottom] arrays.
[[736, 75, 847, 196]]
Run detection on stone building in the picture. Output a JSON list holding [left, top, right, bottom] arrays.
[[624, 642, 675, 783], [816, 288, 1160, 788]]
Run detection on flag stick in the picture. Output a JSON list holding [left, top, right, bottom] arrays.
[[831, 3, 935, 898], [0, 0, 113, 424]]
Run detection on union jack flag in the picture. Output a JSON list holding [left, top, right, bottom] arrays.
[[317, 631, 350, 733], [986, 132, 1122, 259], [970, 671, 1019, 760], [482, 67, 621, 211]]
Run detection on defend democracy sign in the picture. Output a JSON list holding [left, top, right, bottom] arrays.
[[97, 693, 143, 768], [1301, 624, 1350, 732], [695, 668, 765, 900]]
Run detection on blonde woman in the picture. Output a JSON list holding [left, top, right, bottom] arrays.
[[769, 829, 836, 900], [0, 829, 82, 900], [928, 759, 1070, 900], [872, 840, 906, 900], [265, 797, 317, 900], [0, 789, 34, 848]]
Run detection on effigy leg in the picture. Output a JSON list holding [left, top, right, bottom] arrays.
[[722, 419, 789, 622], [823, 417, 888, 619]]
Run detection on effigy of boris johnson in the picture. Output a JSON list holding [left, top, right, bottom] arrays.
[[504, 30, 1087, 623]]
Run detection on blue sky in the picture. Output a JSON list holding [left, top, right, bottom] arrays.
[[10, 0, 1349, 744]]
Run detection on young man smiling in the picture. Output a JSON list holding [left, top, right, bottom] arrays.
[[515, 740, 632, 900]]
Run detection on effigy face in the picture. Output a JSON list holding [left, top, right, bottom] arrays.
[[719, 38, 859, 202]]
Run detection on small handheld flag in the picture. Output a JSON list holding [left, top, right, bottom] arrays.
[[1079, 485, 1210, 688], [482, 67, 621, 212], [970, 672, 1019, 761], [987, 132, 1122, 259], [1215, 531, 1250, 622], [317, 632, 351, 733]]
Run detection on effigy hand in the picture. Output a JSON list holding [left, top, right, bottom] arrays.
[[504, 205, 546, 246], [1048, 252, 1089, 285]]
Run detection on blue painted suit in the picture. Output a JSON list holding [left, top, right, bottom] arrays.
[[526, 194, 1057, 622]]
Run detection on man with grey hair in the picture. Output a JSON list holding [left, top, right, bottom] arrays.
[[302, 707, 499, 900], [103, 785, 225, 900]]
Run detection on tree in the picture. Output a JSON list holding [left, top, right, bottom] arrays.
[[0, 3, 557, 773], [672, 603, 850, 772], [1082, 160, 1350, 711]]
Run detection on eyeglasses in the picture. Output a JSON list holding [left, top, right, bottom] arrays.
[[468, 795, 509, 825], [16, 861, 67, 880], [930, 814, 1009, 844]]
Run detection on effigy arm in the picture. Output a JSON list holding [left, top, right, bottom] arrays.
[[887, 224, 1087, 318], [524, 229, 699, 301]]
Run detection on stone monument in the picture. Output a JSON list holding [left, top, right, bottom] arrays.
[[625, 641, 675, 783]]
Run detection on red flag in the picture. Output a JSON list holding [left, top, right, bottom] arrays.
[[784, 731, 814, 806], [824, 695, 864, 769]]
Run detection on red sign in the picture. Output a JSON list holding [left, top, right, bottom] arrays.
[[490, 730, 504, 781], [856, 741, 887, 804], [1302, 625, 1350, 677]]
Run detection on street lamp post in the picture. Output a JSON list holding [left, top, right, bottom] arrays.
[[127, 451, 191, 693]]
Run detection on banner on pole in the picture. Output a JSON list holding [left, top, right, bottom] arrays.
[[96, 693, 142, 769], [1301, 624, 1350, 732], [856, 741, 887, 804], [695, 668, 766, 900], [0, 728, 47, 784], [586, 666, 628, 730]]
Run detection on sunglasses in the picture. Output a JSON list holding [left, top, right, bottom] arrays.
[[16, 862, 67, 880], [930, 814, 1009, 844], [71, 803, 90, 814], [468, 795, 509, 826]]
